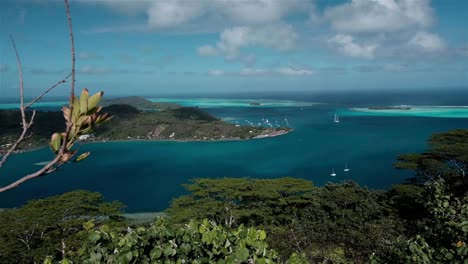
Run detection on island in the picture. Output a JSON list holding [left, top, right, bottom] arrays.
[[0, 97, 291, 153], [368, 105, 412, 110]]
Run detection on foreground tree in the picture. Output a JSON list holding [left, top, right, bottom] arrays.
[[167, 178, 402, 262], [167, 177, 314, 228], [372, 179, 468, 264], [0, 190, 124, 263], [396, 129, 468, 197]]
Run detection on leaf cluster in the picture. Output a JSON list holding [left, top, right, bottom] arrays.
[[61, 218, 277, 264]]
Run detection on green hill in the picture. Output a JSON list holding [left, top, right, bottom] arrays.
[[0, 98, 291, 152]]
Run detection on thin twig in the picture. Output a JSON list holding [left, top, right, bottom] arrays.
[[0, 154, 63, 192], [0, 0, 76, 192], [0, 36, 35, 168], [25, 73, 72, 109], [9, 35, 26, 130], [57, 0, 75, 159]]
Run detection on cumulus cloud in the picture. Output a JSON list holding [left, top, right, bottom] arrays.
[[277, 67, 315, 76], [328, 34, 377, 58], [198, 24, 297, 63], [408, 31, 445, 52], [217, 0, 308, 24], [147, 0, 206, 28], [207, 69, 225, 76], [324, 0, 434, 33], [208, 66, 314, 77], [197, 45, 219, 56], [81, 0, 309, 30]]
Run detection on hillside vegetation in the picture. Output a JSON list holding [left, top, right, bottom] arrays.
[[0, 97, 290, 153]]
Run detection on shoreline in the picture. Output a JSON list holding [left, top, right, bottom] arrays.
[[85, 128, 292, 144], [1, 128, 293, 154]]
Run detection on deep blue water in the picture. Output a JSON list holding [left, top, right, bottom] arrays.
[[1, 91, 467, 212]]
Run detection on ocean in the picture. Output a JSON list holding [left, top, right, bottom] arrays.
[[0, 90, 467, 212]]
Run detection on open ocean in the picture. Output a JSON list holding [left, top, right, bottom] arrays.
[[1, 90, 467, 212]]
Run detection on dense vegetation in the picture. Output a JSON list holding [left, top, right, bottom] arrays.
[[0, 129, 466, 263], [101, 96, 181, 111], [0, 97, 290, 152]]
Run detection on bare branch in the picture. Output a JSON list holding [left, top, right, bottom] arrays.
[[0, 154, 63, 192], [9, 35, 26, 130], [0, 36, 35, 168], [25, 73, 72, 110], [56, 0, 76, 164], [65, 0, 75, 100], [0, 0, 77, 192], [0, 113, 36, 168]]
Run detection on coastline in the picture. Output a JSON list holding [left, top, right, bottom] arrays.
[[2, 128, 293, 154], [85, 128, 292, 144]]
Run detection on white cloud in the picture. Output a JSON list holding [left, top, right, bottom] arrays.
[[197, 45, 219, 56], [207, 69, 225, 76], [147, 0, 206, 28], [0, 64, 8, 72], [408, 31, 445, 52], [216, 0, 308, 24], [328, 34, 377, 58], [324, 0, 434, 33], [82, 0, 310, 31], [277, 67, 315, 76], [208, 67, 314, 77], [239, 68, 269, 76], [198, 24, 297, 62]]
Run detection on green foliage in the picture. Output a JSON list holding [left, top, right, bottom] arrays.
[[67, 218, 277, 264], [290, 181, 403, 263], [0, 190, 124, 263], [167, 177, 314, 228], [387, 184, 425, 222], [101, 96, 181, 111], [50, 89, 111, 165], [395, 129, 468, 196], [167, 178, 401, 263], [168, 107, 219, 121], [374, 180, 468, 263]]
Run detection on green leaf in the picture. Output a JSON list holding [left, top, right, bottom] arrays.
[[460, 221, 468, 232], [60, 258, 71, 264], [80, 88, 89, 114], [88, 91, 104, 111], [236, 247, 249, 262], [74, 152, 91, 162], [456, 246, 468, 256], [150, 247, 162, 260], [72, 95, 81, 121], [49, 133, 62, 153], [258, 230, 267, 240], [89, 232, 101, 243]]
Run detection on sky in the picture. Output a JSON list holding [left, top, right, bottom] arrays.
[[0, 0, 467, 97]]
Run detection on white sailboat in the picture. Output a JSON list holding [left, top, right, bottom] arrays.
[[344, 163, 350, 172], [330, 168, 337, 177], [333, 113, 340, 123]]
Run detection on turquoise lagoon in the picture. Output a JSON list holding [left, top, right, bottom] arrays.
[[1, 97, 467, 212]]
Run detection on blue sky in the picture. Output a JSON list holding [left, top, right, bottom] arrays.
[[0, 0, 467, 97]]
